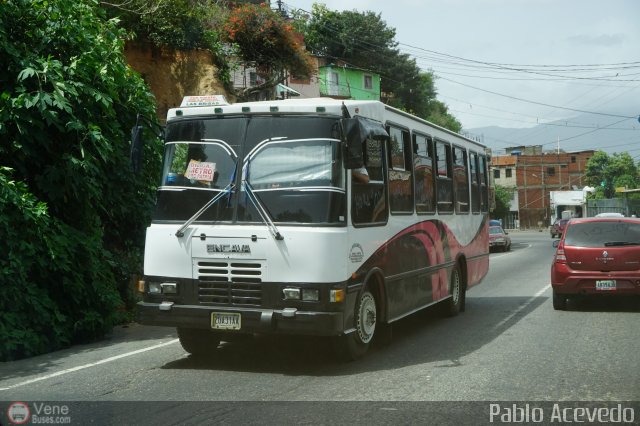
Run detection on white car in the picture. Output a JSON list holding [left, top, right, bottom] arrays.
[[594, 212, 624, 218]]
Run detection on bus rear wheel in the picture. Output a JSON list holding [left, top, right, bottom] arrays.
[[177, 328, 221, 357], [443, 265, 464, 317], [334, 289, 377, 361]]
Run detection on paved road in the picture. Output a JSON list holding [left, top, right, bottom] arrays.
[[1, 231, 638, 424]]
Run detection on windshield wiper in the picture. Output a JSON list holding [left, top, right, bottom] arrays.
[[603, 241, 640, 246], [242, 180, 284, 241], [175, 182, 235, 238]]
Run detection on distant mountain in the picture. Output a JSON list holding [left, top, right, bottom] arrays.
[[465, 113, 640, 156]]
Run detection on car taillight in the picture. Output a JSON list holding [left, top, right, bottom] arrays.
[[554, 248, 567, 263]]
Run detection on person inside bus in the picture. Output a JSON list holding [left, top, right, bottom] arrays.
[[352, 165, 370, 183]]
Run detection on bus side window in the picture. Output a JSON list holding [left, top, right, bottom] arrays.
[[453, 146, 469, 214], [351, 137, 387, 225], [470, 152, 481, 213], [479, 155, 489, 212], [435, 140, 453, 213], [387, 125, 413, 213], [414, 133, 435, 214]]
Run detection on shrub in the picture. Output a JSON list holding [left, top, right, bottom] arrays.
[[0, 0, 160, 360], [223, 3, 314, 79]]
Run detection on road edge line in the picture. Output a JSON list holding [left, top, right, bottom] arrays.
[[0, 338, 179, 391]]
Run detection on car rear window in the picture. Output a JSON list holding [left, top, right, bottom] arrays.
[[564, 221, 640, 247]]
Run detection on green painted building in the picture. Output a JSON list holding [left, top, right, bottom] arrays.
[[318, 64, 381, 101]]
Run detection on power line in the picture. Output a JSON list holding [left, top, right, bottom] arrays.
[[397, 41, 640, 74], [284, 1, 640, 140], [437, 75, 638, 119]]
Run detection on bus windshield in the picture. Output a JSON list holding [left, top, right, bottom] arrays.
[[153, 115, 346, 225]]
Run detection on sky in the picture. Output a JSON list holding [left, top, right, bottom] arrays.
[[281, 0, 640, 138]]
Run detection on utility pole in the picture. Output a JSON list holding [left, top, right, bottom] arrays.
[[557, 136, 560, 154], [540, 157, 547, 219]]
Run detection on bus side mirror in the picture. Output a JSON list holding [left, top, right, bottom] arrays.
[[129, 114, 164, 174], [343, 118, 364, 169], [130, 125, 144, 174], [341, 116, 388, 169]]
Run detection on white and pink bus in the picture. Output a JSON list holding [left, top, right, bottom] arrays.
[[135, 96, 490, 360]]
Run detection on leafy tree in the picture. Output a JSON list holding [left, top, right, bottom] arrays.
[[426, 99, 462, 133], [300, 5, 397, 68], [103, 0, 226, 50], [102, 0, 232, 88], [585, 151, 639, 199], [295, 4, 461, 131], [223, 3, 314, 99], [0, 0, 160, 360], [492, 185, 513, 222], [609, 152, 639, 190], [585, 151, 611, 198]]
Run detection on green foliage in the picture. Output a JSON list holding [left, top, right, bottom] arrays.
[[104, 0, 226, 50], [301, 5, 398, 68], [297, 4, 461, 131], [223, 3, 314, 79], [426, 99, 463, 133], [0, 168, 123, 360], [492, 185, 513, 221], [0, 0, 161, 360], [102, 0, 231, 86], [585, 151, 639, 199]]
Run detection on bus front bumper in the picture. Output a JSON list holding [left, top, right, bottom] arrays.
[[137, 301, 345, 336]]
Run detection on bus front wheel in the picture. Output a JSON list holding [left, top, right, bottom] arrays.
[[177, 328, 221, 357], [334, 289, 377, 361]]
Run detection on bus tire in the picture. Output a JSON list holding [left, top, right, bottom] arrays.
[[177, 328, 221, 357], [443, 265, 463, 317], [334, 289, 377, 361]]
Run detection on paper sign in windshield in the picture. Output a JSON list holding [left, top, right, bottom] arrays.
[[186, 160, 216, 182]]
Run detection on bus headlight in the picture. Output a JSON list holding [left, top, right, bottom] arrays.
[[149, 282, 162, 294], [148, 282, 177, 295], [161, 282, 177, 294], [282, 287, 300, 300]]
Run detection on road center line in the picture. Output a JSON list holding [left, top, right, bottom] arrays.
[[0, 338, 179, 391], [492, 284, 551, 332]]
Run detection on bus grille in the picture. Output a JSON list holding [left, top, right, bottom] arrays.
[[197, 261, 262, 306]]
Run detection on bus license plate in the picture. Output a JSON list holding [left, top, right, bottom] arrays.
[[211, 312, 241, 330], [595, 280, 616, 291]]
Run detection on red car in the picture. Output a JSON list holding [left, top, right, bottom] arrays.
[[551, 217, 640, 310], [489, 225, 511, 252]]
